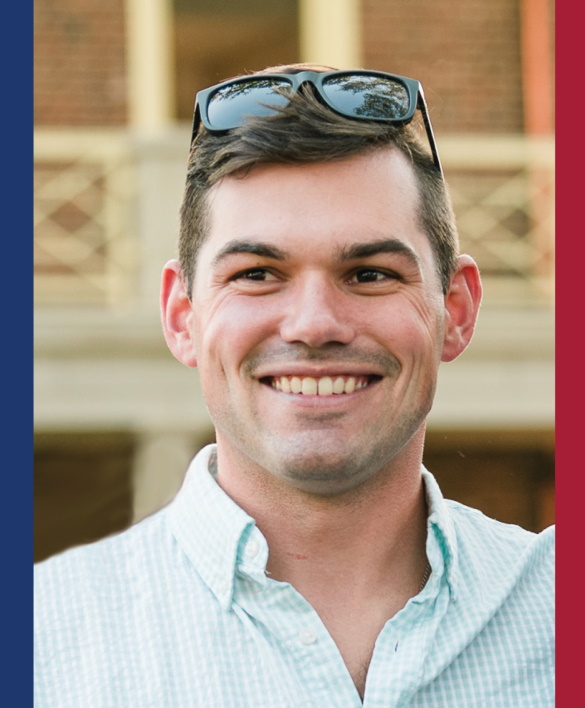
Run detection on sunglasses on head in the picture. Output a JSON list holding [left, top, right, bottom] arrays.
[[191, 69, 443, 176]]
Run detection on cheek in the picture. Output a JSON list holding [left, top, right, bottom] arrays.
[[401, 294, 445, 349], [195, 297, 279, 371], [368, 297, 443, 353]]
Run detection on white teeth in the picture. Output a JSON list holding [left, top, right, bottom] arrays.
[[301, 377, 317, 395], [333, 376, 345, 394], [290, 376, 302, 394], [317, 376, 333, 395], [271, 375, 370, 396]]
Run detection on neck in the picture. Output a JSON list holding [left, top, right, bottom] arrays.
[[214, 432, 429, 606], [213, 434, 429, 698]]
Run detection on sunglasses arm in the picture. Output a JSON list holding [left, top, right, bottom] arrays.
[[417, 97, 444, 178], [190, 105, 203, 147]]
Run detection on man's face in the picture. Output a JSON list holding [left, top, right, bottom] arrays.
[[189, 149, 451, 494]]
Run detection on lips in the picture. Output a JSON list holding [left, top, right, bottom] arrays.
[[267, 374, 374, 396]]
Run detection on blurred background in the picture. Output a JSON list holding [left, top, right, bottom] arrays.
[[34, 0, 554, 562]]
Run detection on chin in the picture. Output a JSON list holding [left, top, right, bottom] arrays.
[[259, 413, 427, 495], [266, 444, 382, 496]]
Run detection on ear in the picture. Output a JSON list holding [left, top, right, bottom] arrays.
[[441, 255, 483, 363], [160, 259, 198, 368]]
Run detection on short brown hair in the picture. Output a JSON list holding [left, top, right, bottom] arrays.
[[179, 64, 459, 295]]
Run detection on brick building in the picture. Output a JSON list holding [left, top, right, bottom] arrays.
[[34, 0, 554, 561]]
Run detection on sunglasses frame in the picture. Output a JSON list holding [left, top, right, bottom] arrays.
[[191, 70, 443, 176]]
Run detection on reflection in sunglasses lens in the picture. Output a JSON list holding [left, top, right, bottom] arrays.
[[322, 76, 410, 120], [207, 79, 292, 130]]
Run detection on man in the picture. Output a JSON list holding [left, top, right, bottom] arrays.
[[35, 65, 554, 706]]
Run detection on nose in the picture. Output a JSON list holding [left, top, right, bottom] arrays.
[[279, 274, 356, 348]]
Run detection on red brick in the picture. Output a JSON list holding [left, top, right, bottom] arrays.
[[34, 0, 128, 127]]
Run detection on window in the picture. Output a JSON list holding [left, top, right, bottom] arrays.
[[173, 0, 300, 120]]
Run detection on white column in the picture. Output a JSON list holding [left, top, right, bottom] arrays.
[[299, 0, 362, 69], [125, 0, 175, 132]]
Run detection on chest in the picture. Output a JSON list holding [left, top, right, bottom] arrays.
[[36, 576, 554, 708], [322, 613, 394, 699]]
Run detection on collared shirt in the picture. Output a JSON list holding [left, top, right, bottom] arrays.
[[34, 445, 554, 707]]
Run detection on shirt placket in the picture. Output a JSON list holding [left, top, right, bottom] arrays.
[[233, 531, 363, 708], [363, 577, 450, 707]]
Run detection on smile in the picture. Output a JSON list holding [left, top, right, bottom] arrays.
[[266, 375, 377, 396]]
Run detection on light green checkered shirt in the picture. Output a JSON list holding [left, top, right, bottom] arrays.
[[34, 444, 554, 707]]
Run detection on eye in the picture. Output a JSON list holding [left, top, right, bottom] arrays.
[[232, 268, 278, 282], [227, 267, 284, 292], [348, 268, 399, 284]]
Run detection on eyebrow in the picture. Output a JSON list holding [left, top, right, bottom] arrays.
[[338, 239, 422, 268], [211, 240, 288, 268]]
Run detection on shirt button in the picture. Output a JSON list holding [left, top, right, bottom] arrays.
[[245, 540, 260, 558], [298, 628, 317, 645]]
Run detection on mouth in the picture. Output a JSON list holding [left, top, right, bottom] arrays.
[[261, 374, 381, 396]]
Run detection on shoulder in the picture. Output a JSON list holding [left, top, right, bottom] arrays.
[[424, 468, 554, 578], [447, 499, 554, 567], [34, 505, 195, 629], [422, 504, 554, 705], [35, 506, 165, 585], [444, 500, 554, 619], [34, 503, 228, 706]]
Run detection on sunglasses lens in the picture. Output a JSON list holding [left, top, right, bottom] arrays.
[[321, 75, 411, 121], [207, 78, 293, 130]]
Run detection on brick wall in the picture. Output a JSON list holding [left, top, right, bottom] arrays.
[[362, 0, 525, 133], [35, 0, 127, 126], [35, 0, 550, 133]]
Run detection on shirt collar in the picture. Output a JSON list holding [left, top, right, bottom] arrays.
[[168, 445, 460, 607], [422, 466, 460, 600], [168, 445, 261, 610]]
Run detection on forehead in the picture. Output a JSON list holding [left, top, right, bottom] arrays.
[[198, 149, 435, 271]]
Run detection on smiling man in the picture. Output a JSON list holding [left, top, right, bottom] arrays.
[[164, 151, 462, 498], [35, 66, 554, 707]]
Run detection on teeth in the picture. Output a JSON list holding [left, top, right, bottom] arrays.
[[317, 377, 333, 395], [333, 376, 345, 394], [301, 377, 317, 395], [270, 375, 371, 396]]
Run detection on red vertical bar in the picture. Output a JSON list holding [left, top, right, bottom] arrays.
[[556, 1, 583, 706]]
